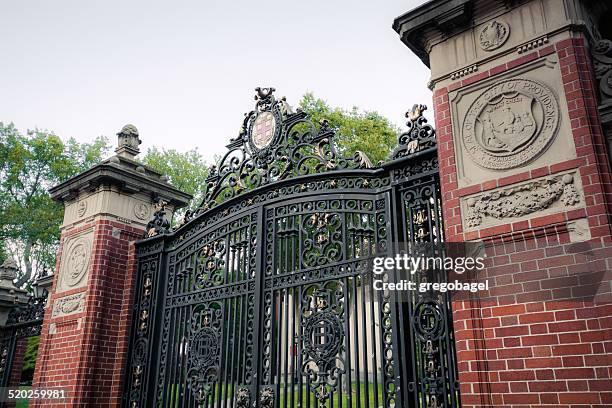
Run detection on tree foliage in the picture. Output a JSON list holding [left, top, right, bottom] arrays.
[[0, 123, 110, 281], [0, 94, 399, 278], [298, 93, 399, 164], [142, 147, 209, 222]]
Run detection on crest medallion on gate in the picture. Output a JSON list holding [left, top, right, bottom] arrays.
[[187, 303, 222, 402], [301, 284, 346, 405], [247, 87, 281, 153]]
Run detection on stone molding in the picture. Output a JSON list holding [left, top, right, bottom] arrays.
[[450, 65, 478, 80], [516, 36, 549, 54], [394, 0, 607, 88], [62, 187, 158, 229], [51, 292, 86, 318], [461, 169, 584, 230]]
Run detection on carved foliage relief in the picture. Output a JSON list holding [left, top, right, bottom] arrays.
[[51, 292, 85, 317], [462, 78, 559, 170], [461, 170, 583, 230]]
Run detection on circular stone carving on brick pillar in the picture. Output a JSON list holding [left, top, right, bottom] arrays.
[[479, 20, 509, 51], [133, 202, 150, 220], [462, 78, 559, 170], [63, 237, 91, 287]]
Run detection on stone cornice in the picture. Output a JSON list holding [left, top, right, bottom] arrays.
[[49, 155, 192, 208], [393, 0, 472, 67]]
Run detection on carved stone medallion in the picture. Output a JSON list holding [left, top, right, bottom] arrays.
[[77, 200, 87, 218], [250, 111, 276, 150], [62, 236, 91, 288], [479, 20, 509, 51], [133, 202, 150, 221], [462, 78, 559, 170]]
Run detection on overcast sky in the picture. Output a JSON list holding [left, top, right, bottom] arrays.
[[1, 0, 430, 163]]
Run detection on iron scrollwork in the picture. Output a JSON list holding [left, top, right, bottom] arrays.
[[187, 302, 222, 403], [259, 386, 274, 408], [301, 284, 346, 408], [196, 87, 373, 213], [125, 88, 460, 408], [145, 199, 171, 238], [593, 39, 612, 105], [301, 212, 343, 268], [392, 104, 436, 159]]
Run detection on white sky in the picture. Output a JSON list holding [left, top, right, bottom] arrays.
[[0, 0, 431, 163]]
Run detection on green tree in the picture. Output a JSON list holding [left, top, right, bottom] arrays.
[[142, 147, 209, 223], [0, 123, 110, 281], [298, 93, 399, 164]]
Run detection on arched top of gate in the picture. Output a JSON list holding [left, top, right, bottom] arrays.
[[142, 88, 437, 240], [196, 87, 436, 214]]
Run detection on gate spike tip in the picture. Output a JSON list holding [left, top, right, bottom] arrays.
[[255, 87, 276, 100]]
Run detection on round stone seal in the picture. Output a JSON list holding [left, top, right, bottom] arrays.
[[462, 78, 559, 170], [251, 111, 276, 150], [479, 20, 509, 51], [64, 237, 91, 287]]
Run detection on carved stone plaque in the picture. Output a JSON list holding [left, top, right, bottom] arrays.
[[52, 292, 86, 318], [479, 20, 509, 51], [462, 78, 559, 170], [251, 111, 276, 150], [58, 231, 93, 292], [461, 170, 584, 231]]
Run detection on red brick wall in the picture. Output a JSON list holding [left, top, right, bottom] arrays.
[[434, 36, 612, 407], [8, 336, 27, 388], [32, 219, 143, 407]]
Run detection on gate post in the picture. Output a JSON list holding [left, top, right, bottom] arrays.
[[395, 1, 612, 407], [32, 126, 190, 407]]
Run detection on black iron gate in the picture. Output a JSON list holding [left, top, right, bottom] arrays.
[[124, 90, 460, 408], [0, 291, 46, 407]]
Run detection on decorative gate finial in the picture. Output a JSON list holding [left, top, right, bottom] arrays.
[[197, 87, 374, 212], [115, 124, 142, 159], [392, 104, 436, 159], [145, 199, 171, 237]]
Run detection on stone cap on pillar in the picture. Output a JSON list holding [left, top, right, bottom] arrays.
[[393, 0, 472, 67], [49, 125, 192, 211]]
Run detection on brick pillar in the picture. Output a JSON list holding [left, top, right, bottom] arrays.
[[8, 336, 27, 386], [32, 125, 190, 407], [395, 1, 612, 407]]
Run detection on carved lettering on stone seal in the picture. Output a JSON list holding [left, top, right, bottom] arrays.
[[479, 20, 509, 51], [463, 171, 582, 229], [52, 292, 85, 317], [462, 78, 559, 170]]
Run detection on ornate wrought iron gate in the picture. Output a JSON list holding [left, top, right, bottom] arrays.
[[0, 293, 46, 397], [124, 89, 460, 408]]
